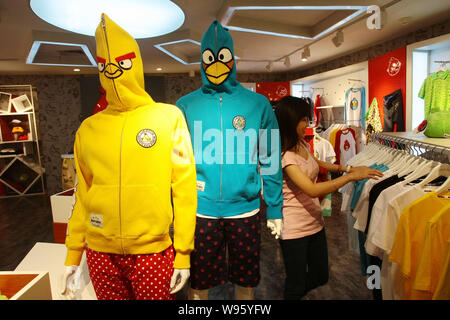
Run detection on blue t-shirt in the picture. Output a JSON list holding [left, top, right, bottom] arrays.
[[350, 164, 388, 211]]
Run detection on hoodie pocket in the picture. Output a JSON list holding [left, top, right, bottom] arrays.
[[222, 164, 259, 201], [86, 184, 120, 237], [121, 184, 172, 238]]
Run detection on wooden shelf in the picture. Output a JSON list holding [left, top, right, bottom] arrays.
[[0, 84, 44, 198]]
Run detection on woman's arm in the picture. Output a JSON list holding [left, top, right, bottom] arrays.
[[284, 164, 383, 198], [314, 158, 346, 173]]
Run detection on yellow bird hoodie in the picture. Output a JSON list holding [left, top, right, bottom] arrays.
[[65, 14, 197, 269]]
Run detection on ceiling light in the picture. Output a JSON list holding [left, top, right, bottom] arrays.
[[399, 16, 411, 25], [26, 41, 97, 67], [301, 47, 310, 61], [30, 0, 185, 39], [284, 56, 291, 68], [332, 30, 344, 47], [266, 61, 273, 72], [73, 68, 80, 72], [156, 67, 162, 71]]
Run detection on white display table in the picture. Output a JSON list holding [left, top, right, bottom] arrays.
[[15, 242, 97, 300]]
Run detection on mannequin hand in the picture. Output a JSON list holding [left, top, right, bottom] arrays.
[[170, 268, 190, 294], [60, 266, 81, 300], [267, 219, 283, 239]]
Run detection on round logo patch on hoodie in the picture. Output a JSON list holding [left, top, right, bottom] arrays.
[[136, 129, 157, 148], [232, 116, 246, 130]]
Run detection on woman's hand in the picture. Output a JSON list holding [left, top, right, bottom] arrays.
[[348, 166, 383, 181]]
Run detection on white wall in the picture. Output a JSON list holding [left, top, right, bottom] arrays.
[[291, 61, 369, 124]]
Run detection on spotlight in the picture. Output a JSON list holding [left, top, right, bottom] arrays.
[[301, 47, 310, 61], [266, 61, 273, 72], [284, 56, 291, 68], [332, 30, 344, 47]]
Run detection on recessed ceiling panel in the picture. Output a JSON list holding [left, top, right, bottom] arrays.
[[26, 41, 97, 67]]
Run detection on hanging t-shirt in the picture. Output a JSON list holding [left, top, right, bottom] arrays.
[[413, 204, 450, 296], [350, 164, 388, 212], [433, 237, 450, 300], [281, 143, 324, 240], [313, 94, 321, 126], [313, 135, 336, 217], [352, 170, 397, 233], [345, 87, 366, 128], [313, 135, 336, 163], [365, 97, 383, 142], [335, 128, 357, 165], [389, 192, 449, 300], [365, 174, 406, 234], [383, 89, 404, 132], [418, 70, 450, 138]]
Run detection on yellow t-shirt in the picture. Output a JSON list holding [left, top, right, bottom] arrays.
[[413, 204, 450, 295], [389, 192, 450, 300], [433, 237, 450, 300], [329, 128, 340, 150]]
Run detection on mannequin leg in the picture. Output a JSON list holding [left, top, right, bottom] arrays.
[[235, 285, 254, 300], [188, 287, 210, 300]]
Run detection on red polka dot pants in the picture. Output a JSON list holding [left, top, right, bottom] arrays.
[[86, 246, 175, 300]]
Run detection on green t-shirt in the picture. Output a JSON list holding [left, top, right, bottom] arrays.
[[418, 70, 450, 137]]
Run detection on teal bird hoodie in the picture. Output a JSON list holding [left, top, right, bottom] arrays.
[[176, 20, 283, 219]]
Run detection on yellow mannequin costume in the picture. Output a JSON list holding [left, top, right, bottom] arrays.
[[65, 14, 197, 270]]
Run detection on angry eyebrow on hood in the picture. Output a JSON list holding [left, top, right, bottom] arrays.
[[115, 52, 136, 62]]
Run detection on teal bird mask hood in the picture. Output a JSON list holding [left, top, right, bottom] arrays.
[[200, 20, 239, 94]]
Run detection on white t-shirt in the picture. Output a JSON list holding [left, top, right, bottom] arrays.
[[313, 135, 336, 163], [352, 170, 395, 232], [371, 184, 427, 254], [338, 130, 356, 166], [365, 184, 427, 300], [345, 87, 366, 128]]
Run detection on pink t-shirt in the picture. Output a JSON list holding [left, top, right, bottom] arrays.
[[281, 143, 325, 240]]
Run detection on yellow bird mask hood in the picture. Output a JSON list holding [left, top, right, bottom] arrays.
[[95, 14, 154, 112]]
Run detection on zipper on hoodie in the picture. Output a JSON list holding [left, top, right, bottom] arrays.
[[101, 15, 121, 104], [219, 94, 223, 201], [102, 15, 125, 254], [118, 114, 127, 254]]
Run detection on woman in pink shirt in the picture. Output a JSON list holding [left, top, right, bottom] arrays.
[[274, 96, 382, 300]]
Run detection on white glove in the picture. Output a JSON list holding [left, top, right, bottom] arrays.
[[267, 219, 283, 239], [60, 265, 81, 300], [170, 268, 190, 294]]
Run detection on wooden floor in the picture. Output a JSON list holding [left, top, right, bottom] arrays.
[[0, 193, 371, 300]]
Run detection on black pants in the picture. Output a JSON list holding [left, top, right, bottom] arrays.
[[279, 228, 329, 300]]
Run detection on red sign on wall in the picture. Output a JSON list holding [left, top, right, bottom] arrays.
[[256, 81, 290, 102], [368, 46, 406, 130]]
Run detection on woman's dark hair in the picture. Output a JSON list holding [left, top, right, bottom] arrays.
[[274, 95, 311, 153]]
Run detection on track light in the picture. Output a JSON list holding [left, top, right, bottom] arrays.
[[332, 30, 344, 47], [301, 46, 310, 61], [284, 56, 291, 68], [266, 61, 273, 72]]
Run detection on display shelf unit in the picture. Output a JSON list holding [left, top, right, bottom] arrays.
[[0, 85, 45, 197]]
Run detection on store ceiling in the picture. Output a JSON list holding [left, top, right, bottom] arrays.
[[0, 0, 448, 76]]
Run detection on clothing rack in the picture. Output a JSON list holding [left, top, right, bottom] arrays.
[[371, 132, 450, 164]]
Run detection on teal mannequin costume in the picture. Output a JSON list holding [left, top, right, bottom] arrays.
[[176, 20, 283, 219], [176, 20, 283, 298]]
